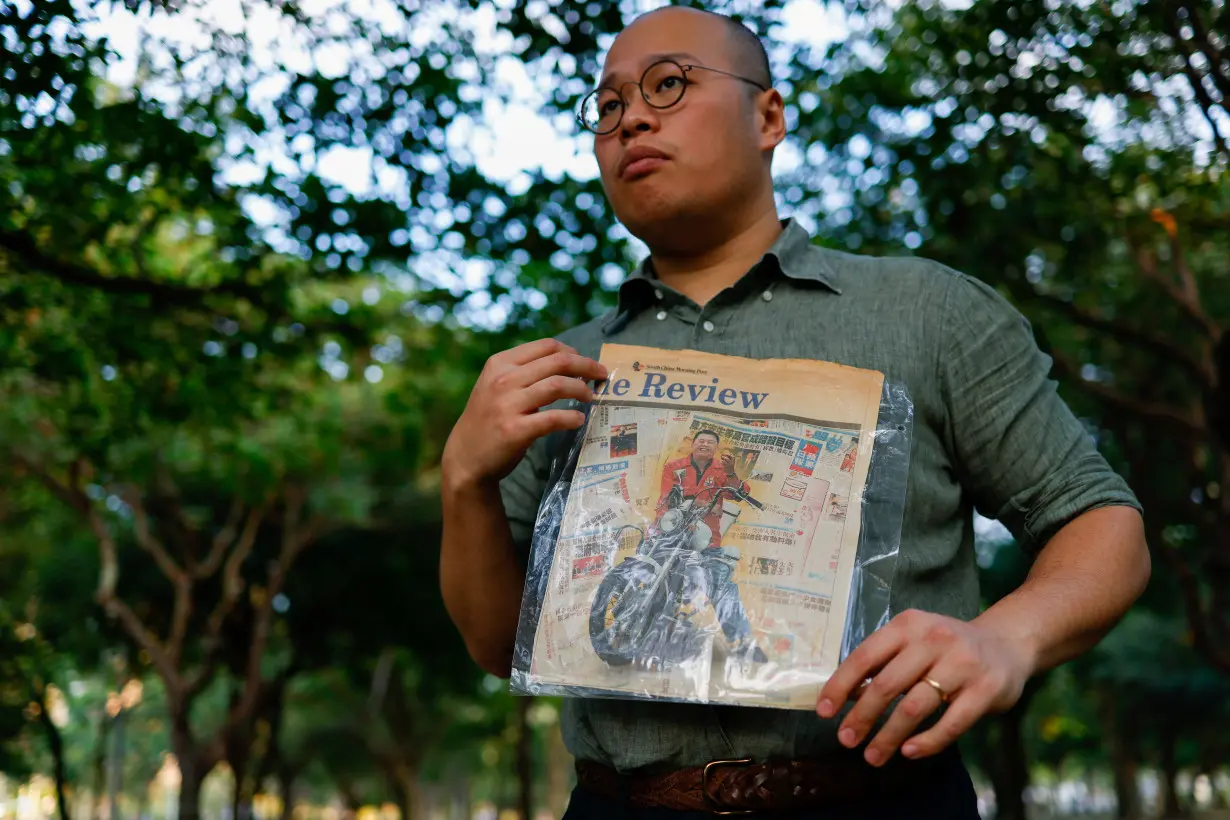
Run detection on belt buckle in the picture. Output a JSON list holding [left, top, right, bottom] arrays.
[[702, 758, 755, 816]]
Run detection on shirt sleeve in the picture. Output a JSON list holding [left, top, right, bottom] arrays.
[[499, 434, 553, 565], [938, 272, 1143, 553]]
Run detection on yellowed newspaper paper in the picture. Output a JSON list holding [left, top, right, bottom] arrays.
[[526, 344, 885, 709]]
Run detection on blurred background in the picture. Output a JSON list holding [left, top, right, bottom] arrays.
[[1, 0, 1227, 818]]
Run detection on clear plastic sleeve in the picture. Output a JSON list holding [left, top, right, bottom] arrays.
[[510, 345, 913, 710]]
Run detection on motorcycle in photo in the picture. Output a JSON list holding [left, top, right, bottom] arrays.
[[588, 470, 767, 671]]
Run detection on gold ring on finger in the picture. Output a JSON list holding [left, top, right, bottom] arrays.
[[921, 676, 950, 703]]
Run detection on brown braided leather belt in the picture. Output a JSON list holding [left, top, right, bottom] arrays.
[[575, 754, 946, 815]]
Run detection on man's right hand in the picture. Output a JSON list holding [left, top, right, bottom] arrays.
[[442, 338, 608, 490]]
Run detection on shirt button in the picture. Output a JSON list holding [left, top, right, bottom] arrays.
[[762, 290, 773, 301], [654, 289, 664, 300], [656, 310, 667, 321], [702, 320, 715, 333]]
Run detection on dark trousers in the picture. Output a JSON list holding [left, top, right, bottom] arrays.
[[561, 749, 981, 819]]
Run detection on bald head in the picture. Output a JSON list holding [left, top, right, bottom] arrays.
[[590, 3, 787, 254], [621, 6, 771, 90]]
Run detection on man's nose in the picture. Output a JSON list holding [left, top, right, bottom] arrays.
[[619, 90, 659, 139]]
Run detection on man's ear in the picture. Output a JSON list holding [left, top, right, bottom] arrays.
[[758, 89, 787, 152]]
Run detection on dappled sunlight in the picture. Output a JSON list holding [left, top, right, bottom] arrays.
[[2, 0, 1228, 817]]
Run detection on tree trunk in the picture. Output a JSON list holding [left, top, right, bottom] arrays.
[[91, 711, 111, 820], [1204, 766, 1229, 809], [172, 724, 214, 820], [336, 779, 362, 817], [988, 675, 1044, 820], [1099, 694, 1142, 820], [107, 706, 127, 820], [992, 706, 1030, 820], [228, 748, 252, 820], [392, 774, 427, 820], [277, 768, 296, 820], [516, 697, 534, 820], [448, 778, 470, 820], [34, 683, 73, 820], [177, 768, 205, 820], [1160, 728, 1186, 818]]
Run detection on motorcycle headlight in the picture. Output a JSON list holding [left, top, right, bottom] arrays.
[[660, 509, 682, 533]]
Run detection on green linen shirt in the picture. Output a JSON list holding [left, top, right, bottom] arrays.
[[498, 218, 1140, 773]]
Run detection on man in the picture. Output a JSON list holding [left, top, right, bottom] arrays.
[[440, 6, 1150, 818], [840, 437, 858, 474], [656, 428, 763, 661], [657, 428, 749, 548]]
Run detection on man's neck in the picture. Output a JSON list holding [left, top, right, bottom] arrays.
[[650, 208, 783, 307]]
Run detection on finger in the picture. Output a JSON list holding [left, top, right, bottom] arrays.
[[520, 409, 588, 440], [498, 338, 576, 367], [519, 375, 595, 411], [861, 680, 944, 767], [899, 683, 992, 761], [817, 627, 906, 718], [835, 643, 936, 750], [512, 351, 608, 389]]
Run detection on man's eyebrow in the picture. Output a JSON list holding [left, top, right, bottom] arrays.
[[597, 51, 703, 88]]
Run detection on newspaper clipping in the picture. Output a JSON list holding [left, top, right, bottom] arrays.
[[525, 344, 886, 709]]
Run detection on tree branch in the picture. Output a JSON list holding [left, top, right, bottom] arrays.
[[1025, 287, 1214, 386], [1168, 230, 1204, 312], [1048, 348, 1207, 439], [1162, 4, 1230, 160], [196, 498, 246, 579], [9, 454, 189, 693], [1175, 1, 1230, 101], [167, 574, 194, 670], [185, 501, 268, 700], [1155, 536, 1230, 675], [231, 487, 320, 730], [211, 503, 267, 634], [1116, 433, 1230, 674], [96, 581, 182, 691], [122, 489, 189, 586], [1126, 233, 1221, 339], [86, 496, 182, 691], [369, 649, 396, 714], [11, 453, 91, 516], [1182, 62, 1230, 160], [119, 489, 198, 666], [0, 228, 267, 307]]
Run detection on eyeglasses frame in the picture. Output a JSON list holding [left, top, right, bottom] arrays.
[[577, 58, 770, 136]]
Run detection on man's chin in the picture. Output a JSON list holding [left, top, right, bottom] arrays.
[[617, 205, 705, 252]]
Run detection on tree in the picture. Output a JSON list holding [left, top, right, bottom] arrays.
[[774, 0, 1228, 669], [960, 535, 1045, 820], [0, 607, 46, 793], [3, 4, 491, 816]]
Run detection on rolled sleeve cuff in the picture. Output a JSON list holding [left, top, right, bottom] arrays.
[[1015, 453, 1143, 553]]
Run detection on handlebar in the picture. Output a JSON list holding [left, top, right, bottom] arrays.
[[692, 484, 764, 514]]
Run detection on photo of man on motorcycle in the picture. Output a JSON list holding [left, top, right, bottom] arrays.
[[585, 425, 770, 670], [657, 428, 747, 549], [655, 428, 769, 663]]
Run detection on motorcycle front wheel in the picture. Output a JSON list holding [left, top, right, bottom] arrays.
[[588, 558, 659, 666]]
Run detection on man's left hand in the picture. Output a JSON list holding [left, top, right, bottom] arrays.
[[721, 452, 738, 476], [816, 609, 1035, 767]]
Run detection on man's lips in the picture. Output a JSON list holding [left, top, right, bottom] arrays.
[[622, 156, 668, 179], [619, 146, 670, 179]]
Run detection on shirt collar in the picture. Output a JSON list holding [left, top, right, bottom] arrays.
[[609, 218, 842, 325]]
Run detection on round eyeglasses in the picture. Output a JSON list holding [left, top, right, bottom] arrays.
[[577, 58, 769, 135]]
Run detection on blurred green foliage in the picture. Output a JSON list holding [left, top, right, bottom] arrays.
[[1, 0, 1227, 817]]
